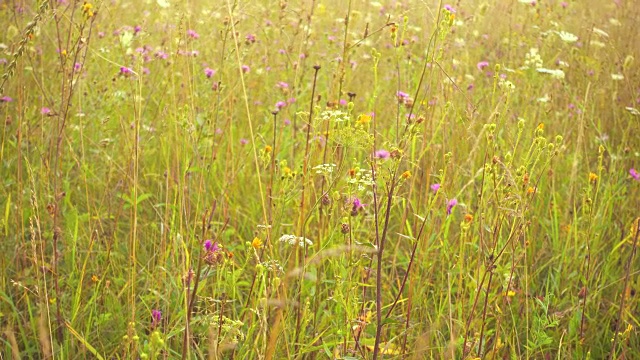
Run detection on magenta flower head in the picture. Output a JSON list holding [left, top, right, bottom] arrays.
[[477, 61, 489, 71], [396, 91, 409, 101], [120, 66, 133, 76], [430, 183, 441, 193], [204, 239, 213, 251], [351, 197, 366, 216], [241, 65, 250, 73], [204, 67, 215, 78], [187, 29, 200, 39], [245, 33, 256, 43], [444, 4, 456, 13], [374, 149, 390, 159], [275, 101, 287, 110], [240, 138, 248, 145], [630, 168, 640, 181], [446, 198, 458, 215], [151, 309, 162, 328], [41, 107, 51, 115], [0, 96, 13, 103]]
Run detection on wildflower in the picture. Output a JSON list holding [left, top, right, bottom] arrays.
[[477, 61, 489, 71], [0, 96, 13, 103], [241, 65, 250, 73], [374, 149, 390, 159], [82, 2, 94, 18], [203, 241, 224, 266], [151, 309, 162, 328], [629, 168, 639, 181], [278, 234, 313, 247], [464, 214, 474, 223], [589, 172, 598, 183], [396, 91, 410, 103], [430, 183, 441, 193], [245, 34, 256, 44], [41, 107, 51, 115], [240, 138, 248, 145], [527, 186, 535, 194], [444, 4, 456, 13], [446, 199, 458, 215], [264, 145, 272, 153], [251, 237, 263, 250], [556, 31, 578, 43], [120, 66, 133, 76], [537, 68, 565, 80], [357, 113, 372, 125], [401, 170, 412, 179], [275, 101, 287, 110], [204, 67, 215, 78], [134, 25, 142, 34], [351, 197, 366, 216], [91, 275, 99, 283], [204, 239, 217, 252], [74, 62, 82, 71], [187, 29, 200, 39]]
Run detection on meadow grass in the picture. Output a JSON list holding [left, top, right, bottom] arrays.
[[1, 0, 639, 358]]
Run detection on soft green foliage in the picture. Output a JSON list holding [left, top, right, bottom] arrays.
[[1, 0, 639, 359]]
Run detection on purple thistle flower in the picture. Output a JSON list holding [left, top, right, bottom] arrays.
[[241, 65, 250, 73], [187, 29, 199, 39], [351, 197, 366, 216], [446, 199, 458, 215], [204, 239, 213, 251], [630, 168, 640, 181], [477, 61, 489, 71], [41, 107, 51, 115], [374, 149, 390, 159], [240, 138, 249, 145], [430, 183, 441, 193], [275, 101, 287, 110], [0, 96, 13, 103], [277, 81, 289, 89], [396, 91, 409, 100], [120, 66, 133, 76], [204, 67, 215, 78], [444, 4, 456, 13], [245, 34, 256, 43], [151, 309, 161, 328]]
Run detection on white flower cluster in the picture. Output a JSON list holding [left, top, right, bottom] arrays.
[[524, 48, 543, 69], [347, 168, 374, 192], [556, 31, 578, 43], [537, 68, 565, 80], [279, 234, 313, 247], [313, 163, 337, 176], [319, 109, 350, 123]]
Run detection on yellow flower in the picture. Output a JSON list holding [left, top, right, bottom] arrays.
[[356, 114, 371, 125], [251, 237, 263, 249], [527, 186, 535, 194], [265, 145, 272, 153], [589, 172, 598, 183], [91, 275, 99, 283], [401, 170, 411, 179]]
